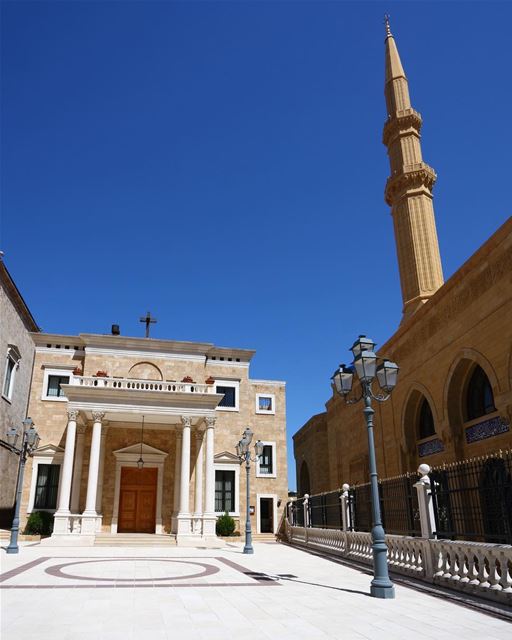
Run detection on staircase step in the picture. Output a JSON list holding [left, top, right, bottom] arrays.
[[94, 534, 176, 547]]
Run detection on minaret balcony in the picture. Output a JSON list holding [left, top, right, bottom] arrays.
[[385, 162, 437, 205], [382, 108, 423, 146]]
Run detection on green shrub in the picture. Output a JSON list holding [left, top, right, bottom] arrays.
[[24, 511, 54, 536], [216, 512, 236, 537]]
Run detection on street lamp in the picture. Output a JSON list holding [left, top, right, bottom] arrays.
[[5, 418, 40, 554], [236, 427, 263, 555], [331, 335, 399, 599]]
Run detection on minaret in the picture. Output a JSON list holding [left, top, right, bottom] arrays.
[[383, 17, 444, 320]]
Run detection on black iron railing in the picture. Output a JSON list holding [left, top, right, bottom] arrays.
[[430, 451, 512, 544]]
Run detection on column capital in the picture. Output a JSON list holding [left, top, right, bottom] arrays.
[[205, 416, 216, 429], [195, 430, 204, 442], [77, 424, 87, 436], [181, 416, 192, 428], [92, 411, 105, 423], [175, 431, 182, 442], [67, 409, 80, 422]]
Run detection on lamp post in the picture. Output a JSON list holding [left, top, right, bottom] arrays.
[[236, 427, 263, 554], [331, 335, 399, 599], [5, 418, 40, 554]]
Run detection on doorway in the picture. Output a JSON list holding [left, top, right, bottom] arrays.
[[259, 497, 274, 533], [118, 467, 157, 533]]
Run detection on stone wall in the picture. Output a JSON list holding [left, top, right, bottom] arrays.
[[0, 264, 37, 527]]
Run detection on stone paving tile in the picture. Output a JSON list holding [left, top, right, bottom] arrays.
[[1, 541, 511, 640]]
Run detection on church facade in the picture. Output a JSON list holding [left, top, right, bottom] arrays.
[[19, 330, 287, 545], [294, 23, 512, 494]]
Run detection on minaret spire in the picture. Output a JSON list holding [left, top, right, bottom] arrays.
[[382, 20, 444, 320]]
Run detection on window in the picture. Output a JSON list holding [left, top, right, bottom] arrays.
[[259, 445, 273, 474], [466, 365, 496, 421], [42, 368, 75, 401], [256, 393, 275, 415], [214, 380, 239, 411], [3, 356, 16, 400], [215, 470, 235, 513], [2, 345, 21, 401], [34, 464, 60, 509], [47, 375, 70, 398], [418, 399, 435, 440], [256, 441, 276, 478]]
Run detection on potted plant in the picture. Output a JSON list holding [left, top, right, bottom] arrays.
[[72, 366, 83, 376], [95, 370, 108, 377], [205, 376, 215, 385], [182, 376, 194, 383]]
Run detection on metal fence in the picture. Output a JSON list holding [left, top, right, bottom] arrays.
[[430, 451, 512, 544], [290, 450, 512, 544], [290, 472, 421, 537], [350, 473, 421, 537]]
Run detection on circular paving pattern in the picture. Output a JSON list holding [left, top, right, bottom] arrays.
[[45, 558, 219, 582]]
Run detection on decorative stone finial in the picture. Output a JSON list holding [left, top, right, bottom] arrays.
[[417, 463, 431, 484], [384, 14, 392, 38]]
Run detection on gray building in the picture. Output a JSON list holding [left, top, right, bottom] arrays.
[[0, 255, 39, 528]]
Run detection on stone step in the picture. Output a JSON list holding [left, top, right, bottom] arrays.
[[94, 534, 177, 547]]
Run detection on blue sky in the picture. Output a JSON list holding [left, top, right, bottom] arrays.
[[1, 1, 511, 490]]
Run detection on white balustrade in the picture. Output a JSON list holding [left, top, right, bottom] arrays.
[[77, 376, 214, 395], [283, 510, 512, 605]]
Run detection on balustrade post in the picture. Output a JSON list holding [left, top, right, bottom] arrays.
[[303, 494, 309, 543], [414, 464, 436, 539], [340, 483, 350, 532]]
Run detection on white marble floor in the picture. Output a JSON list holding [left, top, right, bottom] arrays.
[[1, 541, 510, 640]]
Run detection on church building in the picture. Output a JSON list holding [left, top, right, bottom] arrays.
[[294, 22, 512, 494], [17, 328, 287, 545]]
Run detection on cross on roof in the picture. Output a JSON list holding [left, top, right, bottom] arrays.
[[139, 311, 157, 338]]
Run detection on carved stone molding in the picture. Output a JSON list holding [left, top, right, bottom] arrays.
[[181, 416, 192, 428], [67, 410, 79, 422], [91, 411, 105, 423], [205, 416, 216, 429]]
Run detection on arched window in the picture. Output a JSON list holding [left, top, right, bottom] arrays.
[[466, 365, 496, 421], [418, 398, 435, 439]]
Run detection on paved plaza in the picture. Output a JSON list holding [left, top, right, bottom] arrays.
[[1, 540, 510, 640]]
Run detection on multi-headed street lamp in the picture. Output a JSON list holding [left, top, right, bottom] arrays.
[[236, 427, 263, 555], [332, 335, 399, 599], [5, 418, 40, 554]]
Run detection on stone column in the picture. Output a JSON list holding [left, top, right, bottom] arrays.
[[53, 410, 79, 534], [95, 425, 109, 513], [81, 411, 104, 535], [202, 416, 217, 538], [192, 430, 204, 534], [171, 431, 182, 534], [177, 416, 192, 536], [70, 424, 86, 513]]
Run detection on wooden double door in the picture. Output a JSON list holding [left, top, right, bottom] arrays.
[[118, 467, 157, 533]]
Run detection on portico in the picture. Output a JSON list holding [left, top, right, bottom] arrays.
[[51, 376, 222, 545]]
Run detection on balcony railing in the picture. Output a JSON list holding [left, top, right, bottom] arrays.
[[76, 376, 214, 395]]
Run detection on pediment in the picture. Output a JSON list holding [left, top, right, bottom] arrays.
[[33, 443, 64, 457], [214, 450, 240, 463], [113, 442, 168, 458]]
